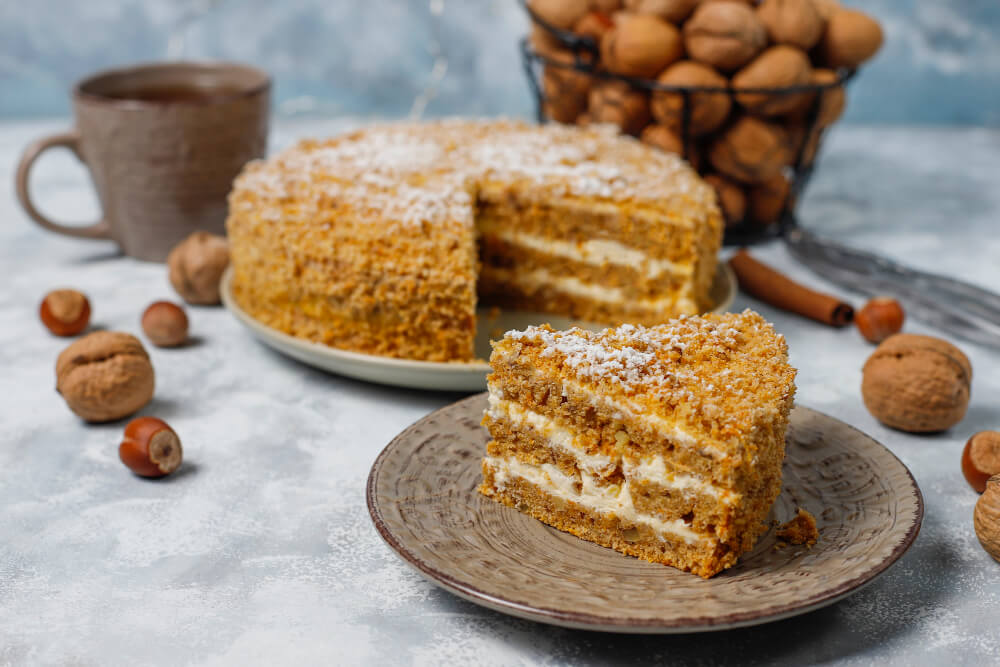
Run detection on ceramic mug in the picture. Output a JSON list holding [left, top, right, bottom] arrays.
[[16, 62, 270, 262]]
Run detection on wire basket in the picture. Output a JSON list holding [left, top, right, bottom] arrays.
[[520, 3, 857, 245]]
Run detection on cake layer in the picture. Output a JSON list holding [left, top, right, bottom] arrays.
[[484, 393, 781, 542], [480, 458, 750, 578], [227, 119, 724, 362]]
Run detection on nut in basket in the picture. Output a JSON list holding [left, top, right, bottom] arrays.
[[521, 0, 883, 243]]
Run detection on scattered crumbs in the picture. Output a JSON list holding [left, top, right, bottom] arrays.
[[776, 508, 819, 547]]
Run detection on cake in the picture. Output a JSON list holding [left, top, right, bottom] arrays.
[[226, 119, 723, 362], [479, 309, 797, 578]]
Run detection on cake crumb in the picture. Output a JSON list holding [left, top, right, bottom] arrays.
[[776, 508, 818, 547]]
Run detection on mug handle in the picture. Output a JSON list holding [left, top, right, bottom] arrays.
[[15, 130, 111, 240]]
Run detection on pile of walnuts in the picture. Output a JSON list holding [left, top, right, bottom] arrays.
[[528, 0, 883, 227]]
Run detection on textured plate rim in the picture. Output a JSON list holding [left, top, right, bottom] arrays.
[[219, 263, 737, 379], [366, 394, 925, 634]]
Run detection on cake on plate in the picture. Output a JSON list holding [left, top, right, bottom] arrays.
[[226, 119, 723, 362], [479, 309, 797, 578]]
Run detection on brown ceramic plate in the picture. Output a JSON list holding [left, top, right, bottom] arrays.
[[367, 394, 923, 633]]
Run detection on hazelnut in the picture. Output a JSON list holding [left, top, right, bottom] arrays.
[[683, 2, 767, 72], [651, 61, 731, 136], [975, 476, 1000, 562], [39, 289, 91, 337], [528, 0, 588, 30], [757, 0, 825, 51], [588, 80, 651, 136], [703, 173, 747, 226], [861, 333, 972, 433], [573, 11, 615, 42], [855, 297, 905, 343], [708, 116, 791, 184], [748, 171, 792, 225], [963, 432, 1000, 494], [817, 8, 884, 68], [601, 13, 683, 79], [732, 46, 812, 116], [167, 231, 230, 305], [56, 331, 155, 423], [624, 0, 699, 23], [141, 301, 189, 348], [119, 416, 183, 478]]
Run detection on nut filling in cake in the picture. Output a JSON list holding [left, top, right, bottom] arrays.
[[226, 119, 723, 362], [479, 310, 797, 578]]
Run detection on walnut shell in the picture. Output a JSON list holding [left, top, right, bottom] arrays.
[[601, 13, 684, 79], [974, 476, 1000, 562], [757, 0, 825, 50], [732, 46, 812, 116], [811, 0, 840, 21], [639, 124, 702, 169], [56, 331, 155, 423], [703, 173, 747, 226], [784, 68, 846, 127], [167, 231, 230, 305], [624, 0, 699, 23], [684, 2, 767, 72], [708, 116, 791, 184], [748, 170, 792, 224], [528, 0, 589, 30], [588, 80, 652, 136], [651, 61, 731, 135], [531, 25, 566, 59], [818, 8, 884, 68], [542, 50, 593, 123], [786, 122, 824, 166], [861, 333, 972, 433], [573, 11, 615, 42]]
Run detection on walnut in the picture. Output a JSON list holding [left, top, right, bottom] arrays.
[[167, 231, 230, 305], [975, 476, 1000, 562], [624, 0, 700, 23], [703, 173, 747, 226], [683, 2, 767, 72], [708, 116, 791, 184], [639, 124, 702, 169], [748, 170, 792, 224], [651, 61, 731, 135], [811, 0, 841, 21], [601, 13, 684, 79], [588, 80, 651, 136], [757, 0, 825, 51], [861, 333, 972, 433], [732, 46, 812, 116], [785, 68, 846, 127], [817, 8, 884, 68], [573, 11, 615, 42], [528, 0, 589, 30], [529, 24, 564, 58], [542, 49, 593, 123], [56, 331, 155, 423]]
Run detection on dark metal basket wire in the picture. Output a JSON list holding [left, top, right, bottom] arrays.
[[519, 2, 857, 245]]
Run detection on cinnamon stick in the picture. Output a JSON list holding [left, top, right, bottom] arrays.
[[728, 249, 854, 327]]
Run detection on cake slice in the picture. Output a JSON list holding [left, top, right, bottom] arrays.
[[479, 309, 797, 578]]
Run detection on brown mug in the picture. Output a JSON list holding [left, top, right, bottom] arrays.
[[16, 62, 270, 262]]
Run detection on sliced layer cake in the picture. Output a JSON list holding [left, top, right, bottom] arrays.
[[227, 119, 723, 362], [479, 309, 797, 578]]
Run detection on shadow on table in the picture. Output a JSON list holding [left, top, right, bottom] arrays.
[[426, 526, 956, 666]]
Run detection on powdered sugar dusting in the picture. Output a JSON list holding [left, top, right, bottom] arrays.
[[232, 118, 716, 232]]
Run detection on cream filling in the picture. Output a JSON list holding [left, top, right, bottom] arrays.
[[481, 266, 697, 313], [487, 375, 727, 461], [480, 226, 690, 280], [487, 393, 733, 502], [484, 456, 709, 545]]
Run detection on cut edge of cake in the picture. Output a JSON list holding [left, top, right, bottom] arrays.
[[478, 309, 797, 578]]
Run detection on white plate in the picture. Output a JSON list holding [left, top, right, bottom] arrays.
[[220, 263, 736, 391]]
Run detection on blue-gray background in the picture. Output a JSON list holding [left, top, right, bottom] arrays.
[[0, 0, 997, 125]]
